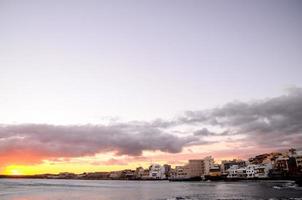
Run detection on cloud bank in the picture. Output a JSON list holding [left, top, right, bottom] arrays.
[[0, 123, 196, 165], [180, 87, 302, 148], [0, 87, 301, 166]]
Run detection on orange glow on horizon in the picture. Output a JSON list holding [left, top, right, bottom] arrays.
[[1, 162, 148, 175], [0, 145, 257, 175]]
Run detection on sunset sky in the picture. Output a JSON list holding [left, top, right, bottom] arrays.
[[0, 0, 302, 175]]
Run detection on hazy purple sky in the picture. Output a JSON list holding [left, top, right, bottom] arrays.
[[1, 1, 302, 173], [1, 0, 302, 124]]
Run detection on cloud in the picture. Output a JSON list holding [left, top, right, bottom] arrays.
[[180, 87, 302, 149], [193, 128, 213, 136], [193, 128, 229, 136], [0, 123, 197, 165], [1, 87, 301, 167]]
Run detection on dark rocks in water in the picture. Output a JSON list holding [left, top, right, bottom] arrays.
[[175, 197, 186, 200], [295, 179, 302, 186], [204, 174, 227, 181]]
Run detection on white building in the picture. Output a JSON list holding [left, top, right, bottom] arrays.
[[246, 165, 257, 178], [226, 165, 247, 178], [204, 156, 214, 175], [229, 164, 272, 179], [293, 151, 302, 169], [149, 164, 166, 179], [227, 165, 239, 178], [172, 165, 190, 179], [255, 163, 272, 178]]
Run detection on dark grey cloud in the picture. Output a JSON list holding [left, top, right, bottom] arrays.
[[181, 87, 302, 148], [193, 128, 215, 136], [193, 128, 229, 137], [0, 123, 197, 163], [182, 87, 302, 132]]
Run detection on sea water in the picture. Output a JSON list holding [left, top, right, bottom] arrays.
[[0, 179, 302, 200]]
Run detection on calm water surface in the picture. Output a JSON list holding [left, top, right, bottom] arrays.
[[0, 179, 301, 200]]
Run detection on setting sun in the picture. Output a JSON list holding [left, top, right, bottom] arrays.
[[9, 169, 22, 176], [11, 169, 21, 175], [2, 165, 25, 176]]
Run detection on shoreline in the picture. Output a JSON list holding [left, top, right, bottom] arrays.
[[0, 176, 298, 182], [1, 176, 301, 186]]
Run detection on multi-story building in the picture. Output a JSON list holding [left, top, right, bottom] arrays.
[[227, 165, 247, 179], [231, 163, 272, 179], [288, 149, 302, 172], [163, 164, 172, 178], [246, 165, 257, 178], [204, 156, 214, 175], [295, 154, 302, 171], [149, 164, 166, 179], [274, 156, 289, 171], [221, 159, 246, 174], [255, 163, 272, 178], [187, 160, 204, 178], [173, 165, 190, 179], [227, 165, 240, 178], [185, 156, 215, 178]]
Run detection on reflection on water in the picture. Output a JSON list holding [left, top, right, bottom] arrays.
[[0, 179, 302, 200]]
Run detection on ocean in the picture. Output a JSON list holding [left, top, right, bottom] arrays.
[[0, 179, 301, 200]]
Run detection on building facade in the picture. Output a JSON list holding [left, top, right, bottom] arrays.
[[149, 164, 166, 179], [188, 160, 205, 178]]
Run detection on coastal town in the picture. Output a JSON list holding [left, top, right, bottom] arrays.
[[1, 148, 301, 184]]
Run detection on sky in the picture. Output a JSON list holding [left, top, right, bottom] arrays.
[[0, 0, 302, 175]]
